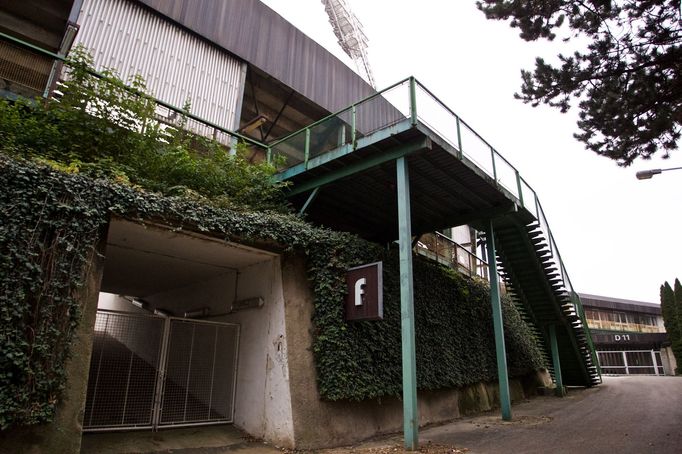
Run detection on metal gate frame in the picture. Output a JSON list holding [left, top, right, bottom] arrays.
[[84, 310, 240, 432], [154, 317, 240, 429], [597, 349, 664, 376]]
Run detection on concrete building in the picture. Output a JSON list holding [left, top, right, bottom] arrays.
[[580, 293, 676, 375], [0, 0, 602, 451]]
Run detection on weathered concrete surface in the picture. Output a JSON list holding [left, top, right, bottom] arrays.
[[123, 376, 682, 454], [419, 375, 682, 454], [280, 253, 542, 449], [0, 238, 107, 454], [80, 424, 281, 454]]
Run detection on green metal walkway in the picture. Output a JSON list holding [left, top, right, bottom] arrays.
[[0, 33, 601, 392], [268, 77, 601, 390]]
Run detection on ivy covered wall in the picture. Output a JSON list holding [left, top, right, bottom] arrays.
[[0, 155, 545, 429], [310, 250, 545, 401]]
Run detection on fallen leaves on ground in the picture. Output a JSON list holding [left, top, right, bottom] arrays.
[[282, 441, 468, 454], [470, 415, 552, 427]]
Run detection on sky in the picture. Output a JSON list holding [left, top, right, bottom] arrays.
[[261, 0, 681, 304]]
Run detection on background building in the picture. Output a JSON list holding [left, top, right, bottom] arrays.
[[581, 293, 676, 375]]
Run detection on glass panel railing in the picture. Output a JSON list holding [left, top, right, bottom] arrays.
[[270, 128, 306, 168], [414, 84, 460, 151], [494, 154, 520, 199], [519, 178, 536, 215], [270, 78, 411, 169], [459, 122, 495, 178], [308, 112, 352, 160], [355, 79, 410, 138]]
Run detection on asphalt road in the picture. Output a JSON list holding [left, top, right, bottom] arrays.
[[82, 375, 682, 453], [421, 375, 682, 454]]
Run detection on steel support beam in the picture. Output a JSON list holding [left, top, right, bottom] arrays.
[[396, 156, 418, 450], [549, 324, 565, 396], [286, 136, 431, 197], [299, 187, 320, 215], [276, 119, 415, 181], [485, 221, 512, 421], [413, 202, 517, 239]]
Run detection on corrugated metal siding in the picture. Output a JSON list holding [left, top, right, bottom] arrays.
[[138, 0, 376, 117], [74, 0, 246, 132]]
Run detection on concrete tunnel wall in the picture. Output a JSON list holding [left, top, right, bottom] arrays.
[[97, 257, 296, 446]]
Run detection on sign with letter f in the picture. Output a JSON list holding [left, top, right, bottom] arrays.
[[344, 261, 383, 321]]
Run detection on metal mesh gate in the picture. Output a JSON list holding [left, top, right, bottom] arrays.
[[84, 311, 239, 431], [84, 311, 165, 430], [159, 319, 239, 427], [597, 350, 664, 375]]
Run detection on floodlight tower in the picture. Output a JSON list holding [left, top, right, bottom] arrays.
[[321, 0, 376, 88]]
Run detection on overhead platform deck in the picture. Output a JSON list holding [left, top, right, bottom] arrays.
[[270, 78, 601, 399], [284, 120, 535, 242]]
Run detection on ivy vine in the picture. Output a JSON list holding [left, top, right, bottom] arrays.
[[0, 49, 545, 426], [1, 156, 545, 427], [0, 46, 287, 212]]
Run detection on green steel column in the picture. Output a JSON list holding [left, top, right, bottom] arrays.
[[304, 128, 311, 167], [549, 324, 565, 397], [351, 105, 357, 148], [409, 77, 418, 126], [485, 222, 512, 421], [396, 156, 418, 450], [455, 116, 463, 159]]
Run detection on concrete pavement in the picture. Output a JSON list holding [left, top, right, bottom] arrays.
[[418, 375, 682, 454], [81, 375, 682, 453]]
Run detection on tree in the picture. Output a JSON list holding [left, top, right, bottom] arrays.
[[660, 279, 682, 374], [477, 1, 681, 166], [0, 46, 286, 211]]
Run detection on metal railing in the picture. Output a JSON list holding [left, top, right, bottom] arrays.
[[268, 77, 412, 167], [0, 32, 269, 156], [2, 32, 598, 369], [267, 76, 599, 369], [417, 232, 490, 281]]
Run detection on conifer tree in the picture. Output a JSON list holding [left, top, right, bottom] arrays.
[[477, 0, 681, 166], [661, 280, 681, 374], [673, 279, 682, 373]]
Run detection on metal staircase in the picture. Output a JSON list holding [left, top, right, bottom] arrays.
[[492, 216, 600, 386], [267, 77, 601, 389], [0, 26, 601, 391]]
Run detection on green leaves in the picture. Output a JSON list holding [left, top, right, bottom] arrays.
[[477, 0, 681, 165], [660, 278, 682, 374], [0, 155, 364, 427], [1, 153, 545, 425], [311, 251, 545, 401], [0, 45, 287, 211]]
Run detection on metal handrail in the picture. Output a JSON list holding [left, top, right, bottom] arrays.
[[268, 77, 412, 148], [269, 74, 597, 368], [0, 31, 269, 151], [270, 76, 581, 309], [414, 79, 519, 175], [417, 231, 491, 282], [433, 231, 488, 267]]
